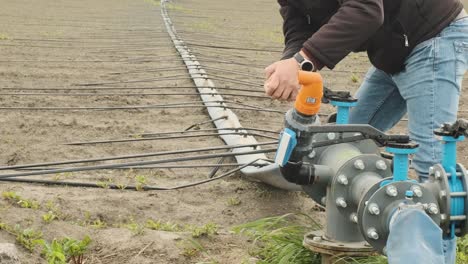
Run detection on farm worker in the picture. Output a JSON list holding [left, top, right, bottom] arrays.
[[264, 0, 467, 181], [264, 0, 467, 263]]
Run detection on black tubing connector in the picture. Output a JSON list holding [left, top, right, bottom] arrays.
[[280, 161, 316, 185]]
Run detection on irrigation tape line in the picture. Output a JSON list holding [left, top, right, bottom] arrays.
[[0, 86, 265, 94], [0, 159, 262, 191], [13, 163, 267, 171], [0, 141, 277, 171], [0, 92, 270, 99], [0, 149, 276, 179], [64, 132, 278, 145], [0, 104, 284, 114], [184, 116, 228, 131], [137, 127, 280, 137]]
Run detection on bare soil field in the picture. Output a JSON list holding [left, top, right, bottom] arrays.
[[0, 0, 466, 263]]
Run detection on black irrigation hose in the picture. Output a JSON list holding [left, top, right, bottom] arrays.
[[0, 159, 261, 191], [207, 76, 263, 87], [0, 104, 284, 113], [65, 132, 278, 145], [196, 58, 265, 68], [0, 86, 265, 94], [74, 74, 191, 86], [107, 65, 263, 80], [208, 152, 230, 178], [0, 92, 270, 99], [184, 43, 282, 53], [136, 127, 280, 137], [13, 163, 267, 171], [205, 74, 263, 87], [0, 43, 176, 50], [0, 141, 277, 171], [184, 116, 228, 131], [108, 66, 189, 75], [0, 149, 276, 179]]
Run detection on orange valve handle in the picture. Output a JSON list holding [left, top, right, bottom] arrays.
[[294, 71, 323, 116]]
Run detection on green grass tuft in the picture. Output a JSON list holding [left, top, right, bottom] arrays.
[[234, 213, 468, 264]]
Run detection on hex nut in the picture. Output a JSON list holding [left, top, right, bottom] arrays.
[[386, 185, 398, 197], [376, 160, 387, 171], [337, 175, 348, 185], [368, 203, 380, 215], [354, 160, 365, 170], [336, 197, 347, 208]]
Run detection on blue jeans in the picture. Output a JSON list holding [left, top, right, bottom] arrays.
[[349, 17, 468, 180]]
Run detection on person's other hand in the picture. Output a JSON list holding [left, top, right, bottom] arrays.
[[264, 58, 300, 101]]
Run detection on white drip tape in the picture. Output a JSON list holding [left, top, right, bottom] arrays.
[[160, 0, 300, 190]]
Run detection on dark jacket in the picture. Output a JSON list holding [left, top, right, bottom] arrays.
[[279, 0, 463, 74]]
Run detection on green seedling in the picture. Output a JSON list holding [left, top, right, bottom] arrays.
[[89, 219, 106, 229], [14, 226, 44, 252], [2, 191, 40, 209], [178, 239, 219, 263], [53, 172, 73, 181], [190, 223, 218, 238], [226, 197, 241, 206], [135, 175, 147, 191], [146, 219, 181, 232], [40, 239, 66, 264], [124, 219, 145, 236], [40, 236, 91, 264], [43, 211, 58, 223], [61, 236, 92, 264], [116, 183, 127, 190], [96, 181, 110, 189]]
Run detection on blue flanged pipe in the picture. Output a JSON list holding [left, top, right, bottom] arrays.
[[330, 100, 357, 125], [441, 135, 466, 238], [384, 145, 419, 183]]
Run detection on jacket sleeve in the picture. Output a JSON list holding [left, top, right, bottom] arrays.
[[303, 0, 384, 69], [279, 0, 316, 60]]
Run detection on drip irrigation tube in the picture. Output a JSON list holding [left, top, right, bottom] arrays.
[[64, 132, 278, 145], [13, 163, 267, 171], [0, 149, 276, 179], [0, 86, 265, 94], [160, 0, 300, 191], [0, 141, 277, 171], [0, 159, 260, 191], [136, 127, 280, 137], [0, 103, 285, 114]]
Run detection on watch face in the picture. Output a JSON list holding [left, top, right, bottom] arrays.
[[301, 61, 314, 71]]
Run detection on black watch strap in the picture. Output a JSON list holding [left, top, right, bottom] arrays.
[[294, 52, 315, 72]]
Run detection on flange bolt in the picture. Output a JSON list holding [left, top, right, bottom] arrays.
[[410, 186, 423, 198], [354, 160, 365, 170], [336, 197, 347, 208], [386, 185, 398, 197], [367, 228, 379, 240], [308, 150, 316, 159], [427, 203, 439, 215], [376, 160, 387, 171], [435, 171, 442, 180], [337, 175, 349, 185], [350, 213, 358, 223], [368, 203, 380, 215], [327, 133, 336, 140]]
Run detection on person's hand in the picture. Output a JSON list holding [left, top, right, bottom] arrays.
[[264, 58, 300, 102]]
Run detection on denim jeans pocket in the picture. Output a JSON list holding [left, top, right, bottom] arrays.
[[454, 41, 468, 90]]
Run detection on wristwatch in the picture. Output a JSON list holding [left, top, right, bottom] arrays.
[[294, 52, 315, 72]]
